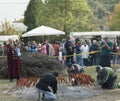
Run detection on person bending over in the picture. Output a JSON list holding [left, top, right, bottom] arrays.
[[96, 65, 117, 89], [36, 71, 59, 100]]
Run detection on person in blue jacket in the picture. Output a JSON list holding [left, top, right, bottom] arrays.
[[96, 65, 117, 89], [36, 71, 59, 100]]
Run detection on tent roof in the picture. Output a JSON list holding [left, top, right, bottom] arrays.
[[70, 31, 120, 36], [0, 35, 19, 44], [22, 25, 65, 37], [0, 35, 18, 40]]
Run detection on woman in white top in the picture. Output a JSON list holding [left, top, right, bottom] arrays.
[[80, 40, 90, 67]]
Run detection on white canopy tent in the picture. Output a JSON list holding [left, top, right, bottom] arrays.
[[0, 35, 19, 44], [70, 31, 120, 37], [22, 25, 65, 37]]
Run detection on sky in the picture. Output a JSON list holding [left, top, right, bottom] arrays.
[[0, 0, 30, 22]]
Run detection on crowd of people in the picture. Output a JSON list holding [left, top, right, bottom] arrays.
[[0, 36, 120, 100], [0, 36, 119, 68], [0, 36, 119, 82]]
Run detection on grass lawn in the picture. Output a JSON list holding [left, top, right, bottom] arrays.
[[84, 66, 97, 80]]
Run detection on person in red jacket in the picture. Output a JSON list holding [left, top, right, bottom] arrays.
[[6, 39, 20, 82]]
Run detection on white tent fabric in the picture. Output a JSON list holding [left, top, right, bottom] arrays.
[[22, 25, 65, 37], [0, 35, 18, 41], [70, 31, 120, 36], [0, 35, 19, 44]]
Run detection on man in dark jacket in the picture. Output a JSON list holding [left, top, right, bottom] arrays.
[[96, 65, 117, 89], [64, 36, 74, 65], [36, 71, 59, 100], [89, 40, 99, 65]]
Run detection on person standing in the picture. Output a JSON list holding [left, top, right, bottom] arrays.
[[0, 44, 3, 55], [40, 42, 47, 55], [3, 41, 7, 55], [45, 40, 55, 56], [6, 39, 21, 82], [36, 72, 59, 100], [29, 41, 37, 53], [64, 36, 74, 65], [53, 41, 60, 56], [75, 41, 84, 67], [89, 40, 99, 65], [81, 40, 90, 67], [112, 38, 119, 66], [58, 47, 65, 64], [99, 37, 113, 67]]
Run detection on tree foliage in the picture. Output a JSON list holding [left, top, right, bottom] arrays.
[[24, 0, 43, 31], [24, 0, 93, 35], [108, 2, 120, 31], [24, 0, 120, 34], [87, 0, 119, 30]]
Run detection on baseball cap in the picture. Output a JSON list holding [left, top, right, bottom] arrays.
[[96, 65, 103, 72]]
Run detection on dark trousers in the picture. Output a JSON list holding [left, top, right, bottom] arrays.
[[83, 58, 89, 66], [102, 76, 117, 89], [99, 55, 111, 67], [66, 53, 73, 65], [91, 56, 97, 65]]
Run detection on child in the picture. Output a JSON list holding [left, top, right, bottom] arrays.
[[58, 47, 65, 64]]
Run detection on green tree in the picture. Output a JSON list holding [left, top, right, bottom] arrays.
[[87, 0, 119, 31], [24, 0, 43, 31], [109, 2, 120, 30], [24, 0, 93, 35]]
